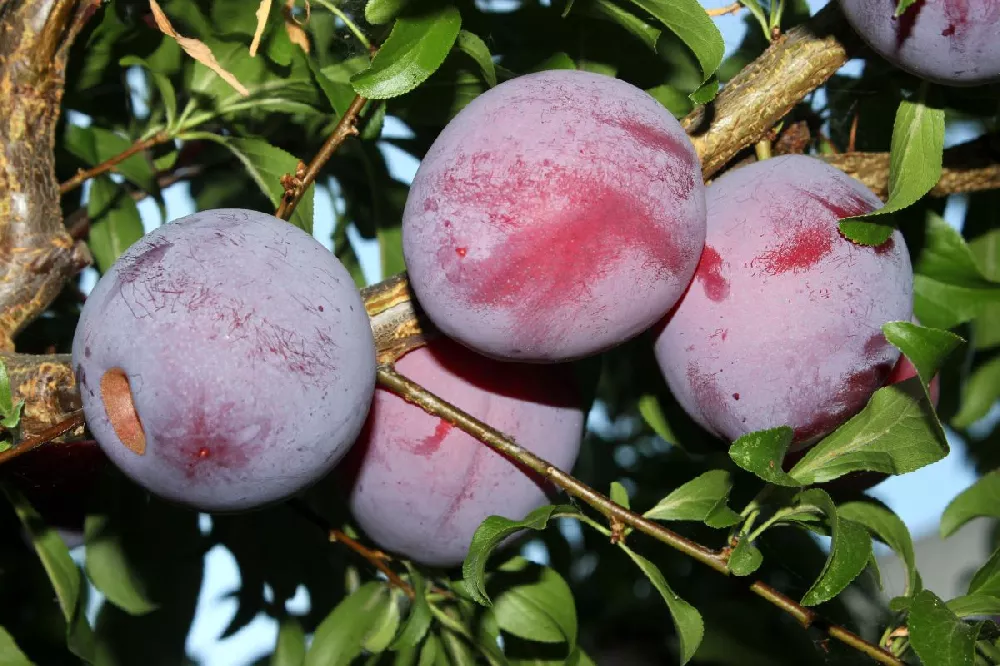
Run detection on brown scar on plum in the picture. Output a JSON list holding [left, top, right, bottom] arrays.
[[100, 368, 146, 455]]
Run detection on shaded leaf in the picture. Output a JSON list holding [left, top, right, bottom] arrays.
[[305, 582, 390, 666], [795, 489, 872, 607], [87, 176, 146, 273], [728, 538, 763, 577], [271, 617, 306, 666], [948, 594, 1000, 619], [492, 558, 577, 646], [839, 501, 920, 597], [941, 471, 1000, 538], [952, 354, 1000, 429], [0, 626, 34, 666], [623, 0, 723, 81], [64, 125, 157, 193], [455, 31, 496, 87], [968, 547, 1000, 598], [909, 589, 978, 666]]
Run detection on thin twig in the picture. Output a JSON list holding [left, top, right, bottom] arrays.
[[59, 131, 172, 195], [275, 94, 367, 220], [0, 411, 85, 468], [288, 498, 415, 599], [707, 2, 742, 17], [377, 365, 904, 666], [311, 0, 370, 50]]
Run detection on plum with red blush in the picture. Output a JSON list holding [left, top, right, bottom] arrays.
[[72, 208, 376, 512]]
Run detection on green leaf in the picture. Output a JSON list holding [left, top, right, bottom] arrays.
[[948, 594, 1000, 618], [795, 489, 872, 606], [580, 0, 660, 51], [392, 567, 433, 650], [637, 394, 678, 445], [120, 55, 177, 129], [728, 538, 763, 577], [840, 100, 945, 243], [309, 58, 357, 118], [462, 504, 568, 606], [838, 501, 920, 597], [909, 589, 979, 666], [64, 125, 157, 193], [0, 359, 24, 431], [492, 558, 577, 646], [365, 0, 413, 24], [941, 471, 1000, 538], [0, 626, 35, 666], [305, 582, 391, 666], [271, 617, 306, 666], [788, 378, 948, 485], [952, 354, 1000, 429], [895, 0, 920, 16], [609, 482, 630, 510], [623, 0, 724, 81], [883, 321, 964, 388], [838, 220, 895, 246], [644, 84, 692, 117], [84, 505, 157, 615], [455, 31, 496, 87], [689, 77, 719, 105], [351, 8, 462, 99], [184, 133, 313, 234], [644, 470, 740, 527], [619, 545, 703, 664], [968, 547, 1000, 597], [2, 485, 95, 664], [363, 592, 402, 653], [914, 212, 1000, 330], [729, 427, 801, 487], [86, 176, 146, 273], [969, 230, 1000, 349]]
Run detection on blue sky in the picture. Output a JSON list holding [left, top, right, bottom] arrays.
[[70, 1, 987, 662]]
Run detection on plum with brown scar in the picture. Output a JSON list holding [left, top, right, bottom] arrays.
[[343, 338, 584, 567], [71, 208, 376, 512], [402, 69, 707, 363], [654, 155, 914, 450]]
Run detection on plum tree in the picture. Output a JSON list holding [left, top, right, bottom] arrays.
[[345, 338, 584, 567], [654, 155, 913, 448], [72, 209, 377, 512], [838, 0, 1000, 86], [402, 69, 707, 363]]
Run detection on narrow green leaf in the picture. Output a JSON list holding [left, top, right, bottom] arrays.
[[637, 395, 678, 445], [953, 355, 1000, 429], [941, 471, 1000, 538], [969, 230, 1000, 350], [492, 558, 577, 646], [968, 547, 1000, 597], [909, 589, 978, 666], [86, 176, 146, 273], [728, 539, 763, 577], [2, 485, 95, 664], [580, 0, 660, 52], [843, 100, 945, 237], [309, 58, 356, 118], [365, 0, 413, 24], [184, 133, 313, 234], [363, 592, 402, 653], [729, 427, 801, 487], [796, 489, 872, 606], [0, 626, 35, 666], [352, 8, 462, 99], [883, 321, 964, 388], [610, 482, 630, 510], [64, 125, 157, 193], [455, 31, 496, 87], [948, 594, 1000, 619], [839, 501, 920, 597], [463, 505, 568, 606], [623, 0, 724, 82], [789, 378, 948, 485], [305, 582, 390, 666], [271, 617, 306, 666], [619, 545, 703, 664], [392, 567, 432, 650], [644, 470, 740, 527], [119, 55, 177, 128]]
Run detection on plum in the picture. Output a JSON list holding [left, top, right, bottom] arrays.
[[654, 155, 913, 448], [402, 69, 707, 363], [72, 208, 377, 512], [346, 338, 584, 567], [838, 0, 1000, 86]]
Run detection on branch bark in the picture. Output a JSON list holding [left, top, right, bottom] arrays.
[[0, 0, 97, 351]]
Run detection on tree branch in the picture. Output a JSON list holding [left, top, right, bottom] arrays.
[[0, 410, 84, 467], [0, 0, 96, 351], [275, 94, 367, 220], [59, 131, 172, 195]]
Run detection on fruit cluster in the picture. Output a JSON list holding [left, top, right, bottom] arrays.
[[73, 68, 917, 567]]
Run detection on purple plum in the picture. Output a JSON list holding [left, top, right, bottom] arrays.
[[654, 155, 913, 448], [402, 69, 707, 363], [838, 0, 1000, 85], [72, 208, 376, 512], [345, 338, 584, 567]]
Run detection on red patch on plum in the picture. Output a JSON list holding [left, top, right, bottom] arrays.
[[695, 246, 730, 302], [755, 226, 834, 275], [413, 420, 454, 457]]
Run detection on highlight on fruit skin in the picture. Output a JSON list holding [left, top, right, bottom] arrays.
[[72, 208, 377, 513], [402, 68, 708, 364], [654, 154, 914, 449], [344, 338, 585, 567], [838, 0, 1000, 86]]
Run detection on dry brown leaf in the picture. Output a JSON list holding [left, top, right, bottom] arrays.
[[148, 0, 250, 97], [249, 0, 273, 57], [284, 0, 310, 52]]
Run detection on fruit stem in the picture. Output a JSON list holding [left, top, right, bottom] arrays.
[[377, 364, 906, 666]]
